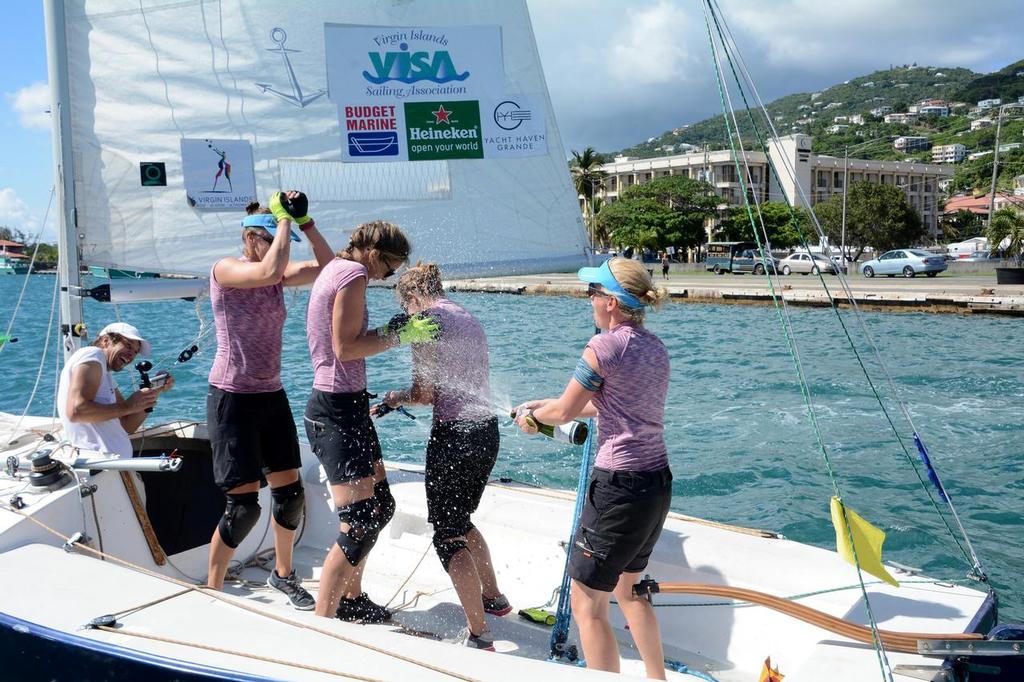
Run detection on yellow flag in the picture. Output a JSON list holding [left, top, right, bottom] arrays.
[[759, 657, 784, 682], [830, 497, 899, 587]]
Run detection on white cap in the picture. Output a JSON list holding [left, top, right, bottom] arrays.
[[97, 322, 152, 357]]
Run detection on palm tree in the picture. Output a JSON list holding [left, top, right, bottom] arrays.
[[570, 147, 607, 248], [987, 206, 1024, 266]]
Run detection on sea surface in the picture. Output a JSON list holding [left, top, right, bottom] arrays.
[[2, 274, 1022, 621]]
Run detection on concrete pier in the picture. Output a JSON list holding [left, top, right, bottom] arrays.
[[445, 272, 1024, 316]]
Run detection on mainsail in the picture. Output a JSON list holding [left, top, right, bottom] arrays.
[[58, 0, 587, 277]]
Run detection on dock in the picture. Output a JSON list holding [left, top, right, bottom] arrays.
[[446, 271, 1024, 316]]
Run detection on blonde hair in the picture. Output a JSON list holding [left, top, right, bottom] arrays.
[[339, 220, 411, 264], [396, 261, 444, 301], [607, 257, 669, 323], [240, 201, 272, 260]]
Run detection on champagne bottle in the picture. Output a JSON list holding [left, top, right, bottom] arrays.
[[511, 409, 589, 446]]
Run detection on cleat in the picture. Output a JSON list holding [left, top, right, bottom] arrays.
[[482, 593, 512, 617], [267, 570, 315, 611], [336, 593, 392, 623]]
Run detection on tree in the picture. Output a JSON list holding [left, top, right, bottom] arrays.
[[570, 148, 607, 247], [597, 175, 718, 253], [715, 201, 809, 248], [939, 209, 984, 242], [814, 181, 926, 260], [0, 226, 28, 244], [987, 206, 1024, 266]]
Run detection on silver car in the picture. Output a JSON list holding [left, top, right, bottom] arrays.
[[860, 249, 948, 278], [779, 252, 841, 275]]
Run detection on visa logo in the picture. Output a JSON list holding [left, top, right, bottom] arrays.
[[363, 50, 469, 85]]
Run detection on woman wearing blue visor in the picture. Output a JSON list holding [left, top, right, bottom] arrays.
[[514, 257, 671, 679], [205, 191, 335, 611]]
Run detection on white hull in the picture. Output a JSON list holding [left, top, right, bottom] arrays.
[[0, 415, 997, 681]]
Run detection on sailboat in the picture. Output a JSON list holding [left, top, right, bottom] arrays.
[[1, 1, 1021, 680]]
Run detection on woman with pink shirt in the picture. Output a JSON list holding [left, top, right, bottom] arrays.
[[304, 221, 438, 622], [206, 192, 334, 611], [378, 262, 508, 650], [515, 257, 672, 679]]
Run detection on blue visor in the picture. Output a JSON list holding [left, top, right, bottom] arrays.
[[241, 214, 301, 242], [577, 260, 643, 309]]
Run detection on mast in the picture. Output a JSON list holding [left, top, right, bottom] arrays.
[[44, 0, 84, 359]]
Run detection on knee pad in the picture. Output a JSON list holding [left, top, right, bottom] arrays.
[[271, 480, 305, 531], [335, 496, 383, 566], [432, 522, 474, 572], [373, 479, 396, 528], [218, 492, 261, 549]]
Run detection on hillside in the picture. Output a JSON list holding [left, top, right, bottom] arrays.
[[608, 61, 1024, 193]]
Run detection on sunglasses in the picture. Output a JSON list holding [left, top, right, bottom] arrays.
[[587, 284, 608, 298], [382, 255, 405, 279]]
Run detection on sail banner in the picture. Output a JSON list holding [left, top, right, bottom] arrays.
[[325, 24, 545, 162], [180, 139, 257, 211], [56, 1, 585, 276]]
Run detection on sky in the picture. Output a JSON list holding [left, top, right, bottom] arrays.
[[2, 0, 1022, 242]]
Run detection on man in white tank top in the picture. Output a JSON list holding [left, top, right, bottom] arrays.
[[57, 322, 174, 458]]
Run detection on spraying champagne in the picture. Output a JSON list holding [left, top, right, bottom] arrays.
[[511, 408, 588, 446]]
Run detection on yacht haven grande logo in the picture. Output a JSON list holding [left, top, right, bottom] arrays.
[[404, 101, 482, 161]]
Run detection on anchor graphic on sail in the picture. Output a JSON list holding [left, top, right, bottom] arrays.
[[254, 28, 326, 108]]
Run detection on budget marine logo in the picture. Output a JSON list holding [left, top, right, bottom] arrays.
[[363, 42, 470, 84]]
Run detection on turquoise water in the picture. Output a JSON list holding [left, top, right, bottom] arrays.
[[2, 274, 1022, 622]]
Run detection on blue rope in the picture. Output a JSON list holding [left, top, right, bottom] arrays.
[[913, 433, 949, 504], [549, 418, 597, 661], [666, 658, 721, 682]]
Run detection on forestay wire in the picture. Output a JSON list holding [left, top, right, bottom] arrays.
[[702, 2, 898, 679], [704, 0, 985, 583]]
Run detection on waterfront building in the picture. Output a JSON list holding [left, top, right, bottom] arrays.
[[593, 134, 953, 237], [932, 144, 967, 164], [894, 136, 931, 152]]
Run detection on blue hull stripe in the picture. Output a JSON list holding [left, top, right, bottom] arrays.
[[0, 610, 281, 681]]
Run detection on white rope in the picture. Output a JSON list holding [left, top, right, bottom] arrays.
[[0, 188, 56, 360]]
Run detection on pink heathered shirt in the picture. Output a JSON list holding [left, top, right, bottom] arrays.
[[411, 298, 492, 423], [208, 258, 285, 393], [306, 258, 369, 393], [586, 322, 670, 471]]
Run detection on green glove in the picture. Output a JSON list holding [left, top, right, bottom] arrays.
[[377, 313, 440, 346], [269, 191, 312, 226]]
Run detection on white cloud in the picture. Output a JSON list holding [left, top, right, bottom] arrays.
[[0, 187, 49, 239], [608, 1, 694, 84], [7, 82, 51, 131]]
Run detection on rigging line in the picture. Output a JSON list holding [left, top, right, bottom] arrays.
[[703, 7, 893, 681], [137, 0, 186, 140], [707, 0, 981, 577], [5, 270, 61, 447], [0, 187, 56, 361], [94, 626, 387, 682], [0, 501, 482, 682]]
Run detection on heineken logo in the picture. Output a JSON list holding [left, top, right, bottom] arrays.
[[405, 101, 483, 160]]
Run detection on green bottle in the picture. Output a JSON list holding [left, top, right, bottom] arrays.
[[511, 409, 589, 445]]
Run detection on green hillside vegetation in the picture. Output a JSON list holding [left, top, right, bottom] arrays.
[[609, 61, 1024, 194]]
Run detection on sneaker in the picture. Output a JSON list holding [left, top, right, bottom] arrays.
[[336, 593, 392, 624], [482, 593, 512, 617], [267, 570, 315, 611], [463, 630, 495, 651]]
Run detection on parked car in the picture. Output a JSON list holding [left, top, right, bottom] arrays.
[[958, 251, 1004, 263], [779, 252, 842, 275], [732, 248, 779, 275], [860, 249, 948, 278]]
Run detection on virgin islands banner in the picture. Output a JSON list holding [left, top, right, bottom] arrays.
[[324, 24, 547, 162]]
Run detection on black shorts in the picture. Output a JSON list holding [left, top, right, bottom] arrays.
[[425, 418, 499, 538], [304, 389, 382, 484], [569, 466, 673, 592], [207, 385, 301, 492]]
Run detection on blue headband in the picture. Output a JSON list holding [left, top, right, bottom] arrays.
[[577, 260, 644, 309], [241, 214, 301, 242]]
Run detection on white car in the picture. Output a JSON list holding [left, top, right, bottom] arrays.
[[779, 252, 842, 275]]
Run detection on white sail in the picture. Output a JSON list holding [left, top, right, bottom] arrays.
[[60, 0, 587, 276]]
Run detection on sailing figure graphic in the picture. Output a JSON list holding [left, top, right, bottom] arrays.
[[255, 28, 326, 108], [207, 140, 232, 192]]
